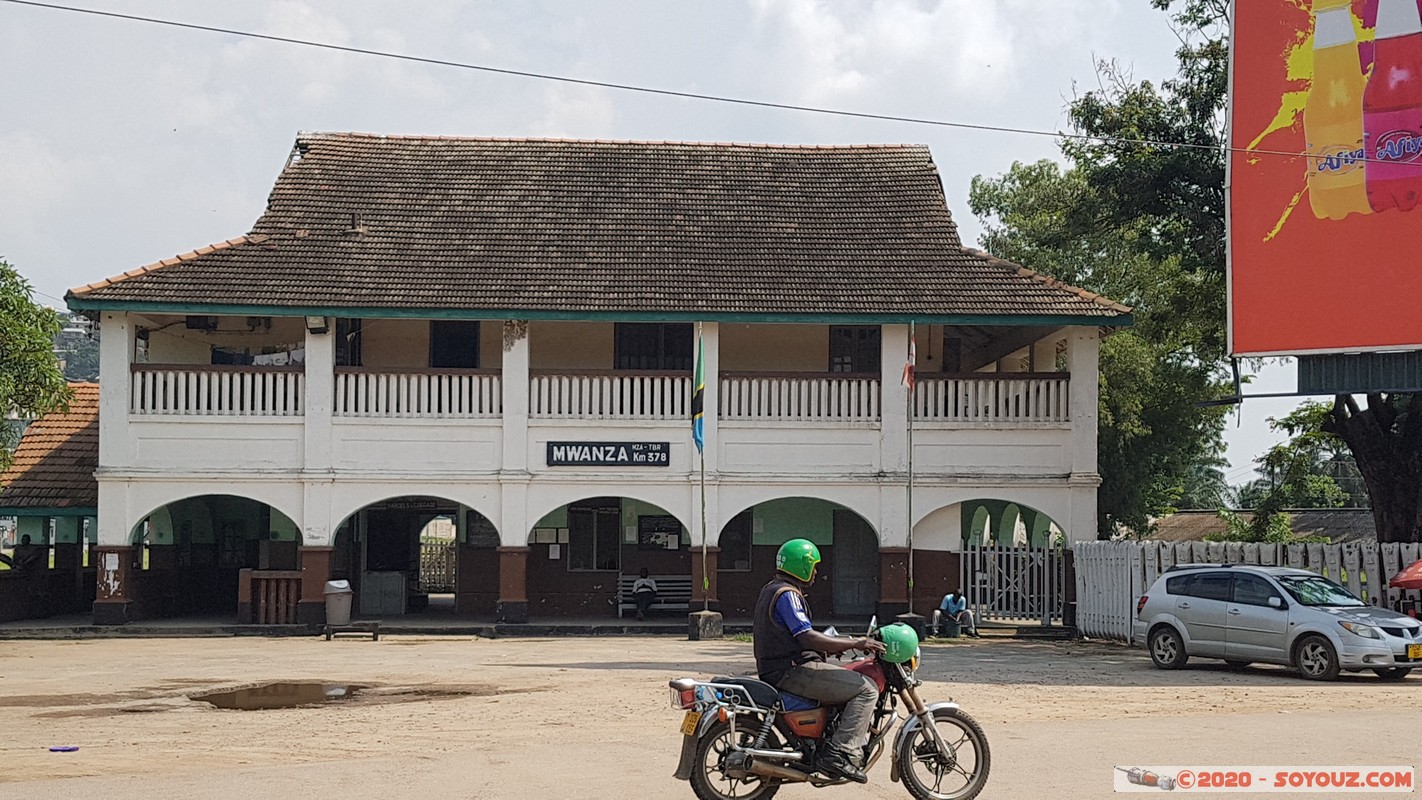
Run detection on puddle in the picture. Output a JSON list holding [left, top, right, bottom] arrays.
[[190, 682, 362, 710]]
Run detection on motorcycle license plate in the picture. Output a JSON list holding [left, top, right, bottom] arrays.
[[1408, 644, 1422, 660], [681, 710, 700, 736]]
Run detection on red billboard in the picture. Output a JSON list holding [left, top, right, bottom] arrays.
[[1230, 0, 1422, 356]]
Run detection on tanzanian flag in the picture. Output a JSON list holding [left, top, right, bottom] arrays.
[[692, 331, 705, 454]]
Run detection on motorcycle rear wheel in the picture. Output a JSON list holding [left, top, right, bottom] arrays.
[[689, 720, 782, 800], [895, 707, 990, 800]]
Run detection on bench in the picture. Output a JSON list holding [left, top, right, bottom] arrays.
[[617, 575, 694, 618], [324, 621, 381, 641]]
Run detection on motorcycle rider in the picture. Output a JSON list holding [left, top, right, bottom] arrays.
[[753, 538, 886, 785]]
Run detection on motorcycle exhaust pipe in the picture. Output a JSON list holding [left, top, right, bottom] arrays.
[[747, 759, 811, 783]]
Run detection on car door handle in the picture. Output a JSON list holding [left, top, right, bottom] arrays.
[[1228, 608, 1242, 615], [1178, 602, 1190, 609]]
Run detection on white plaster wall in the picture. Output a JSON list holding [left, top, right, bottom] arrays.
[[130, 420, 304, 470], [719, 423, 882, 473], [331, 420, 502, 473]]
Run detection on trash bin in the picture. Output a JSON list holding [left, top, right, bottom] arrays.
[[323, 580, 352, 626]]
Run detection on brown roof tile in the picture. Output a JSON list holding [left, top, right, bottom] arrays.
[[0, 384, 99, 511], [68, 134, 1129, 321]]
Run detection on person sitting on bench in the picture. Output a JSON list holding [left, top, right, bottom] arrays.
[[632, 568, 658, 620]]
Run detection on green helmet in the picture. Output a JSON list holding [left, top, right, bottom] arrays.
[[878, 623, 920, 664], [775, 539, 821, 583]]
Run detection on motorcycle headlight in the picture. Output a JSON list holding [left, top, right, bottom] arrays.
[[1339, 621, 1381, 639]]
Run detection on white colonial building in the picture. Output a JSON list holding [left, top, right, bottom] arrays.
[[65, 134, 1128, 625]]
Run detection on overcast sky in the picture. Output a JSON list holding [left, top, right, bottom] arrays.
[[0, 0, 1297, 483]]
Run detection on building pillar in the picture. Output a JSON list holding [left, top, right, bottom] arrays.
[[876, 546, 910, 619], [1067, 327, 1101, 541], [304, 321, 336, 471], [880, 324, 910, 475], [690, 545, 720, 611], [93, 545, 135, 625], [700, 321, 720, 473], [297, 546, 334, 625], [497, 546, 529, 623], [97, 313, 134, 468], [501, 320, 530, 473]]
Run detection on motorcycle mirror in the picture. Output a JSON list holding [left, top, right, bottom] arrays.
[[867, 616, 878, 634]]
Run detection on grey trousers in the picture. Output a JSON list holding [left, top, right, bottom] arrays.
[[776, 661, 878, 758]]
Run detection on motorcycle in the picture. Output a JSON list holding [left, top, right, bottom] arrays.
[[668, 618, 990, 800]]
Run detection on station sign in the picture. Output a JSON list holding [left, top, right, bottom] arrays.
[[546, 441, 671, 467]]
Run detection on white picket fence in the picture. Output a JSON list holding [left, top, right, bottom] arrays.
[[1073, 539, 1422, 643]]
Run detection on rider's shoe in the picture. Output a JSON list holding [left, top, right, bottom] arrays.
[[816, 749, 868, 784]]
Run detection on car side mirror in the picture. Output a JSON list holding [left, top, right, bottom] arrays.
[[1268, 596, 1283, 609]]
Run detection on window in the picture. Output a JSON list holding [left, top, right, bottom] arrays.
[[1191, 572, 1233, 601], [568, 499, 621, 571], [1165, 574, 1195, 596], [1232, 574, 1281, 607], [829, 326, 880, 373], [719, 511, 752, 572], [430, 321, 480, 368], [336, 319, 362, 367], [615, 323, 692, 370]]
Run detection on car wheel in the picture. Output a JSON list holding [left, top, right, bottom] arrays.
[[1224, 660, 1251, 670], [1294, 635, 1340, 681], [1372, 667, 1412, 680], [1148, 626, 1188, 670]]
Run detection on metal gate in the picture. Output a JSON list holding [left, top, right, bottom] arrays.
[[418, 541, 457, 593], [959, 542, 1065, 624]]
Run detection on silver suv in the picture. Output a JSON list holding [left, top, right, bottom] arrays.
[[1133, 564, 1422, 681]]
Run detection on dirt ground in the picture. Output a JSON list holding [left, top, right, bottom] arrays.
[[1, 635, 1417, 799]]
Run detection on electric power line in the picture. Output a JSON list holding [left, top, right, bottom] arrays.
[[0, 0, 1375, 166]]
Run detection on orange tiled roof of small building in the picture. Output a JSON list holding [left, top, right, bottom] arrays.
[[0, 384, 99, 510]]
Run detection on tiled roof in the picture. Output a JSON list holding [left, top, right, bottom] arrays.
[[0, 384, 99, 511], [68, 133, 1129, 322], [1148, 509, 1378, 544]]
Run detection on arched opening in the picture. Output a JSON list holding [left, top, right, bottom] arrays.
[[334, 496, 499, 617], [128, 494, 300, 619], [716, 497, 879, 618], [525, 496, 689, 617], [910, 498, 1066, 625]]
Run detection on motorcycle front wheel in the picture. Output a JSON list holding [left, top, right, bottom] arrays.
[[689, 720, 782, 800], [895, 707, 991, 800]]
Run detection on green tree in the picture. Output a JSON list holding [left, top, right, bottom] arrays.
[[54, 312, 99, 382], [0, 260, 71, 471], [970, 0, 1235, 538], [1321, 394, 1422, 543]]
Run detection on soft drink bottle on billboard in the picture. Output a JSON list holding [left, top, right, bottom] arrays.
[[1364, 0, 1422, 212], [1307, 0, 1371, 219]]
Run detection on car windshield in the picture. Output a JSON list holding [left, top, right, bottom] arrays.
[[1275, 575, 1366, 607]]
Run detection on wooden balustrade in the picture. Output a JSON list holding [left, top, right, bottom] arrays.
[[334, 368, 501, 418], [130, 365, 304, 416], [720, 373, 881, 421], [530, 371, 690, 419], [913, 374, 1069, 423]]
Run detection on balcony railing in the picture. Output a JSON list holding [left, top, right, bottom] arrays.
[[334, 368, 501, 418], [130, 365, 304, 416], [913, 374, 1069, 423], [530, 370, 690, 420], [720, 372, 881, 421]]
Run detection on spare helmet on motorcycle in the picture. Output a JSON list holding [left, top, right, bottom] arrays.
[[775, 538, 821, 583], [878, 622, 920, 664]]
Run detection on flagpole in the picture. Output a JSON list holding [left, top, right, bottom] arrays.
[[695, 322, 709, 612], [906, 322, 915, 612]]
